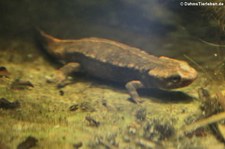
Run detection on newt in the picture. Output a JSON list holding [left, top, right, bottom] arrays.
[[38, 30, 198, 103]]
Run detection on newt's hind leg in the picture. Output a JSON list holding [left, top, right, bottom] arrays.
[[125, 80, 144, 104], [55, 62, 81, 88]]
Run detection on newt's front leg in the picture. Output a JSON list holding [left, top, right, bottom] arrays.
[[55, 62, 81, 88], [125, 80, 144, 104]]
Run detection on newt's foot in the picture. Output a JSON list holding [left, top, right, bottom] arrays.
[[128, 97, 144, 104], [57, 78, 73, 88], [55, 62, 81, 88], [54, 70, 71, 88], [125, 80, 144, 104], [46, 71, 73, 88]]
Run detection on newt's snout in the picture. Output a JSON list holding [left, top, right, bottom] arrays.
[[148, 56, 198, 89]]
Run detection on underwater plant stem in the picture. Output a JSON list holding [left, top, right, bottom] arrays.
[[178, 112, 225, 136], [198, 38, 225, 47], [216, 91, 225, 110], [183, 55, 214, 82]]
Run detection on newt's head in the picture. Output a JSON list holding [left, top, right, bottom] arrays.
[[148, 56, 198, 89]]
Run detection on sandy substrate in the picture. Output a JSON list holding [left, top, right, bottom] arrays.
[[0, 23, 225, 149]]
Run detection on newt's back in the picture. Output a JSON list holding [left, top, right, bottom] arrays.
[[38, 30, 161, 72]]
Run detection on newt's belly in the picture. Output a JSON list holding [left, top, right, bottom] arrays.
[[79, 57, 141, 83]]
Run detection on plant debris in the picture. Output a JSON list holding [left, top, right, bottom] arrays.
[[10, 79, 34, 90], [90, 135, 119, 149], [213, 91, 225, 142], [216, 91, 225, 110], [17, 136, 38, 149], [123, 119, 170, 148], [135, 108, 146, 122], [198, 88, 225, 142], [79, 102, 95, 112], [69, 102, 95, 112], [85, 115, 100, 127], [215, 123, 225, 142], [178, 88, 225, 139], [198, 88, 222, 117], [143, 119, 174, 141], [135, 138, 164, 149], [69, 104, 79, 111], [97, 138, 118, 149], [178, 112, 225, 136], [0, 98, 20, 110]]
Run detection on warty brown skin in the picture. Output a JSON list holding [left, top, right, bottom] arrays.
[[38, 30, 198, 103]]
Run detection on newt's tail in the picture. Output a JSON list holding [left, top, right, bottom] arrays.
[[35, 28, 61, 45], [35, 28, 64, 61]]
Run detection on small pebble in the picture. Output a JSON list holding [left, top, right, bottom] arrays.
[[73, 142, 83, 149], [11, 79, 34, 90], [59, 90, 64, 96], [0, 98, 20, 110], [0, 66, 10, 78], [17, 136, 38, 149], [128, 127, 136, 135]]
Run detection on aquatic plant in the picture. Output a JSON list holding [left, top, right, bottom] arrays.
[[202, 0, 225, 32]]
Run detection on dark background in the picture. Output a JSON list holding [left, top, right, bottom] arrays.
[[0, 0, 220, 39]]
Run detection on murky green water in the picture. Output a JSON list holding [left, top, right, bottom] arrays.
[[0, 0, 225, 149]]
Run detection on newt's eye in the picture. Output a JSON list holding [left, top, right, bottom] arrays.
[[169, 75, 181, 83]]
